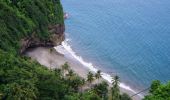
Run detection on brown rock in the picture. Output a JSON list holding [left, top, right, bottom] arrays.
[[20, 24, 65, 54]]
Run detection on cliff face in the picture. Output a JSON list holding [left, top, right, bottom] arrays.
[[49, 24, 65, 45], [20, 24, 65, 53]]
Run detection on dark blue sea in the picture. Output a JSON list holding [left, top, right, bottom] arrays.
[[60, 0, 170, 95]]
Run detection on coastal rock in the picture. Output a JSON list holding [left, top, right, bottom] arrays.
[[64, 12, 69, 19], [20, 24, 65, 54]]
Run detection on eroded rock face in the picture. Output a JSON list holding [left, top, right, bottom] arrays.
[[49, 24, 65, 45], [20, 24, 65, 54]]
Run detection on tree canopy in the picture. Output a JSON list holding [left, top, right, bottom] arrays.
[[0, 0, 169, 100], [143, 81, 170, 100]]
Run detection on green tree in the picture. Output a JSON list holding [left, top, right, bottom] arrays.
[[149, 80, 161, 93], [2, 81, 37, 100], [87, 71, 94, 87], [67, 69, 75, 81], [54, 68, 62, 78], [70, 75, 82, 92], [120, 93, 132, 100], [93, 81, 109, 100], [143, 81, 170, 100], [81, 91, 101, 100], [95, 70, 102, 83], [111, 75, 120, 100]]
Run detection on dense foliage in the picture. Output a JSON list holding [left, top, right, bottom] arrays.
[[0, 0, 113, 99], [143, 80, 170, 100], [0, 50, 68, 99], [0, 49, 131, 100], [0, 0, 64, 52], [0, 0, 169, 100]]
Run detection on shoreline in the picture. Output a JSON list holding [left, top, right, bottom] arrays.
[[25, 46, 142, 100], [25, 47, 89, 78]]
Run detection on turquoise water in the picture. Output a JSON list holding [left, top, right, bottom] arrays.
[[61, 0, 170, 92]]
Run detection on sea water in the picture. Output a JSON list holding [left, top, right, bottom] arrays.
[[58, 0, 170, 96]]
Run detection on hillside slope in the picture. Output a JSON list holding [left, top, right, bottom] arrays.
[[0, 0, 69, 99], [0, 0, 64, 53]]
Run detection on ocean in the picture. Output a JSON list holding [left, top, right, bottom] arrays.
[[58, 0, 170, 96]]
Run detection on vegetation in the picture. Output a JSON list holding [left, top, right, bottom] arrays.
[[87, 71, 95, 85], [0, 0, 64, 52], [95, 70, 102, 82], [143, 80, 170, 100], [0, 0, 169, 100], [0, 48, 132, 100], [111, 75, 120, 100]]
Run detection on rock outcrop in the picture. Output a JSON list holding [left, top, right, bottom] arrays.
[[20, 24, 65, 54]]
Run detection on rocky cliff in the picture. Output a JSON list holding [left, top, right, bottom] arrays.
[[20, 24, 65, 54]]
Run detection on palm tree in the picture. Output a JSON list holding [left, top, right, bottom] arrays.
[[111, 75, 120, 100], [71, 76, 82, 91], [67, 69, 75, 80], [95, 70, 102, 83], [61, 62, 70, 77], [112, 75, 119, 87], [87, 71, 94, 87], [93, 81, 109, 99]]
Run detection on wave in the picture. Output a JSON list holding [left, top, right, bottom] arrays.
[[54, 39, 143, 98]]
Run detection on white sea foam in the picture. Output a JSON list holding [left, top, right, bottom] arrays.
[[55, 40, 143, 98]]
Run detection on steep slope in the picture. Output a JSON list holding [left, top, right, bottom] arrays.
[[0, 0, 68, 99], [0, 0, 64, 54]]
